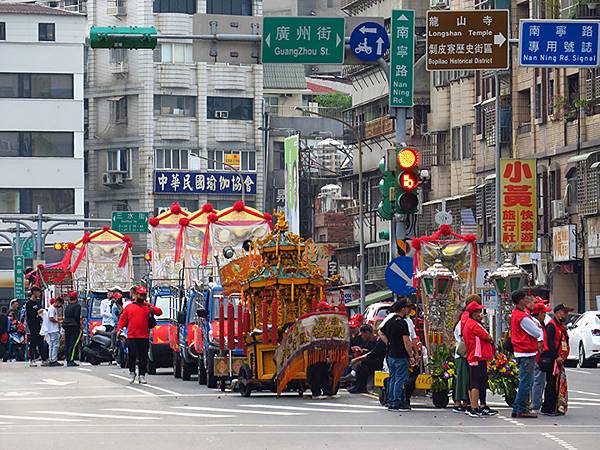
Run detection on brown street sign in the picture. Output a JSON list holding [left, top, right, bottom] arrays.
[[426, 10, 509, 71]]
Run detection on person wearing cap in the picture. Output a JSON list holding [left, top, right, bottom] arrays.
[[100, 289, 115, 332], [378, 299, 415, 412], [510, 289, 544, 419], [530, 302, 551, 414], [25, 286, 46, 367], [117, 285, 162, 384], [541, 304, 573, 416], [349, 324, 385, 394], [63, 291, 82, 367], [462, 301, 495, 417]]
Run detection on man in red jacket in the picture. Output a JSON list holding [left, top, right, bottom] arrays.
[[510, 289, 544, 418], [462, 301, 495, 417], [117, 286, 162, 384]]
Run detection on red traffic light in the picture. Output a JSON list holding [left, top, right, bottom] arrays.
[[398, 171, 419, 191], [397, 147, 419, 170]]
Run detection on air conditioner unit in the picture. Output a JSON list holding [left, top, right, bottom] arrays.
[[551, 199, 566, 221], [107, 4, 126, 16], [102, 172, 124, 186], [215, 110, 229, 119]]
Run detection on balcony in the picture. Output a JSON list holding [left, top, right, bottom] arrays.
[[366, 265, 386, 282], [576, 4, 600, 19], [107, 0, 126, 16]]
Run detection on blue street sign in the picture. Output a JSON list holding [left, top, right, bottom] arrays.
[[385, 256, 416, 296], [349, 21, 389, 62], [154, 171, 257, 195], [519, 19, 600, 68]]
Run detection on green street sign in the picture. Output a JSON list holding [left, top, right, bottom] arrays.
[[89, 26, 158, 49], [390, 10, 415, 108], [262, 17, 345, 64], [13, 238, 34, 259], [14, 255, 25, 299], [111, 211, 149, 233]]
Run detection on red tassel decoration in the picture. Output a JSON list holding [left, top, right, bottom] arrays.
[[262, 298, 268, 344], [227, 301, 235, 350], [311, 289, 317, 312], [237, 301, 244, 349], [244, 308, 251, 334], [271, 297, 278, 344], [219, 298, 225, 351]]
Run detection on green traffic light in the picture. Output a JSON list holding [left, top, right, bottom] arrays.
[[377, 200, 394, 220], [89, 26, 158, 50]]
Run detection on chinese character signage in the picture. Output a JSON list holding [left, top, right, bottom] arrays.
[[552, 224, 576, 262], [112, 211, 149, 234], [500, 159, 537, 252], [587, 217, 600, 258], [14, 255, 25, 299], [390, 10, 415, 107], [154, 171, 257, 195], [284, 135, 300, 234], [519, 19, 600, 68]]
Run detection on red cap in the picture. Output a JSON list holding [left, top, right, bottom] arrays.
[[535, 296, 549, 304], [135, 286, 147, 295], [350, 313, 364, 323], [466, 301, 484, 314], [113, 292, 123, 300], [68, 291, 78, 300], [349, 318, 361, 329], [532, 302, 551, 314]]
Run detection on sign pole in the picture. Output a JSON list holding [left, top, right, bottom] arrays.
[[494, 70, 502, 343]]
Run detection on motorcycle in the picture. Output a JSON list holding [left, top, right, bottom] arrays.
[[81, 327, 114, 365]]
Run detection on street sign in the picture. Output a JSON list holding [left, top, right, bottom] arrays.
[[519, 19, 600, 68], [426, 10, 509, 71], [349, 21, 389, 62], [390, 10, 415, 108], [483, 290, 498, 310], [111, 211, 149, 233], [385, 256, 416, 296], [262, 17, 345, 64], [13, 255, 25, 299], [13, 238, 34, 259]]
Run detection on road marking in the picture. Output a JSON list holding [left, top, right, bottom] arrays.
[[306, 402, 384, 410], [109, 373, 134, 382], [237, 404, 374, 414], [497, 415, 524, 427], [34, 378, 76, 386], [542, 432, 578, 450], [78, 368, 92, 372], [570, 397, 600, 402], [571, 390, 599, 396], [0, 414, 85, 422], [31, 411, 159, 420], [566, 369, 593, 375], [105, 408, 235, 419], [0, 391, 40, 397], [126, 386, 156, 396], [174, 406, 303, 416], [140, 384, 181, 396]]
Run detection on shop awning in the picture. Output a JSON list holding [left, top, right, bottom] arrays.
[[346, 289, 393, 308]]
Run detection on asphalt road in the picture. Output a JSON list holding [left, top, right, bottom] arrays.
[[0, 363, 599, 450]]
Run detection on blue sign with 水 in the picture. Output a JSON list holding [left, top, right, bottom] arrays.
[[385, 256, 416, 296], [519, 19, 600, 67], [349, 21, 390, 62], [154, 171, 257, 195]]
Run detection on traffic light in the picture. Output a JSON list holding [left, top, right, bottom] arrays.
[[395, 147, 420, 214], [377, 153, 396, 220], [89, 26, 158, 50]]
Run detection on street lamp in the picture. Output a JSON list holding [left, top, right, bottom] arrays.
[[295, 106, 366, 313]]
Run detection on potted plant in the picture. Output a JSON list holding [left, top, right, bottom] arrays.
[[487, 352, 519, 406], [428, 344, 454, 408]]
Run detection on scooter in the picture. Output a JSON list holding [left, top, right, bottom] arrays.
[[81, 327, 114, 365]]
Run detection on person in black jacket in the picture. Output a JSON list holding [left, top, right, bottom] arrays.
[[63, 291, 82, 367], [25, 286, 46, 366], [349, 327, 385, 394], [0, 306, 9, 362]]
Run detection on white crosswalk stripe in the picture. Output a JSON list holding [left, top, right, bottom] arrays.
[[237, 404, 374, 414], [0, 414, 85, 422], [31, 410, 159, 420], [105, 408, 234, 418], [173, 406, 303, 416]]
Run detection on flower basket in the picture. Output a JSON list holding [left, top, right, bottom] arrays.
[[487, 353, 519, 403], [428, 344, 455, 394]]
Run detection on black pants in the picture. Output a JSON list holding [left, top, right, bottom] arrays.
[[64, 327, 81, 363], [28, 332, 46, 361], [355, 360, 381, 390], [0, 340, 7, 362], [541, 370, 558, 413], [308, 362, 333, 396], [127, 338, 149, 376]]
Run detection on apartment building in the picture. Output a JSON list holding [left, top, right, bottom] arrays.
[[80, 0, 264, 274], [0, 3, 86, 299]]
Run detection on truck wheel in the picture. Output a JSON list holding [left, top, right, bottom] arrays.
[[198, 358, 207, 385], [173, 353, 182, 379], [238, 365, 252, 397], [182, 359, 193, 381], [207, 350, 217, 388]]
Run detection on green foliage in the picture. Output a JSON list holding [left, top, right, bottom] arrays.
[[486, 353, 519, 398], [428, 344, 455, 392], [314, 93, 352, 110]]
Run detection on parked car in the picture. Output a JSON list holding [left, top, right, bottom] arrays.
[[567, 311, 600, 368]]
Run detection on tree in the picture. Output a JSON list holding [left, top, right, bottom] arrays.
[[314, 93, 352, 110]]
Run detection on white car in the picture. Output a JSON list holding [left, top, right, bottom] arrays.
[[567, 311, 600, 368]]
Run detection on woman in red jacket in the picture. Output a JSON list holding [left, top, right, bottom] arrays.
[[117, 286, 162, 384], [462, 301, 495, 417]]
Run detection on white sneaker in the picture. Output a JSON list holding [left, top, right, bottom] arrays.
[[139, 375, 147, 384], [128, 372, 136, 384], [29, 360, 37, 367]]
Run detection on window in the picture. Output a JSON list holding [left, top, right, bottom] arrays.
[[0, 189, 74, 214], [0, 22, 5, 40], [153, 43, 193, 64], [106, 148, 131, 178], [110, 48, 128, 64], [154, 95, 196, 116], [207, 0, 252, 15], [111, 97, 128, 124], [461, 124, 473, 159], [153, 0, 196, 14], [155, 148, 190, 169], [0, 131, 74, 157], [207, 150, 256, 171], [38, 23, 55, 42], [451, 127, 461, 160], [0, 73, 73, 99], [207, 97, 253, 120], [548, 70, 555, 116], [535, 82, 543, 120]]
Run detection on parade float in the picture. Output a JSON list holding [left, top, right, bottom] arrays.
[[234, 211, 350, 397]]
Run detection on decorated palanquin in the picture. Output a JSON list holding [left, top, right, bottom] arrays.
[[240, 212, 349, 395], [58, 226, 133, 292]]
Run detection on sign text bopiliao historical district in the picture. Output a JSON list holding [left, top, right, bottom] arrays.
[[426, 10, 509, 71]]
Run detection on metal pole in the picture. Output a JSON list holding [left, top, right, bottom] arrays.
[[392, 107, 407, 261], [494, 71, 502, 341], [36, 204, 43, 261], [15, 223, 21, 257], [356, 127, 366, 314]]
